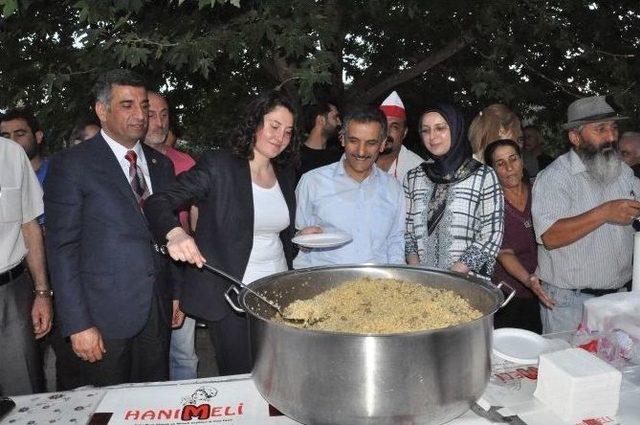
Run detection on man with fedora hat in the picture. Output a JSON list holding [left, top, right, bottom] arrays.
[[532, 95, 640, 333]]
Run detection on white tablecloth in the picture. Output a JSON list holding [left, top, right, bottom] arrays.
[[4, 335, 639, 424], [1, 374, 493, 425]]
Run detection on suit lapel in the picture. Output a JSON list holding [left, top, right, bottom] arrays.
[[239, 158, 254, 228], [92, 135, 145, 215], [142, 144, 163, 192], [234, 158, 254, 277]]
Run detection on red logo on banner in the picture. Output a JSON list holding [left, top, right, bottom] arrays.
[[180, 403, 245, 421], [494, 366, 538, 383]]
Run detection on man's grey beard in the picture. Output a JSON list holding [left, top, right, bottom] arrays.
[[577, 146, 623, 184], [145, 131, 168, 146]]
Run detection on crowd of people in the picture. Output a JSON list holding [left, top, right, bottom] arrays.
[[1, 68, 638, 397]]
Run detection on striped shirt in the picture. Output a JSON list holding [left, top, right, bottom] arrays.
[[532, 149, 640, 290], [404, 164, 504, 276]]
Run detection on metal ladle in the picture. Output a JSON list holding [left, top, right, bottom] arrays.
[[155, 244, 310, 323]]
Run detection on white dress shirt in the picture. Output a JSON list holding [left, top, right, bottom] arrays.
[[101, 130, 153, 194]]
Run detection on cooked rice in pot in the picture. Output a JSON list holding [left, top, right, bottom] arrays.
[[275, 278, 482, 333]]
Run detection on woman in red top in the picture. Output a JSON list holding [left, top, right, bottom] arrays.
[[485, 139, 554, 333]]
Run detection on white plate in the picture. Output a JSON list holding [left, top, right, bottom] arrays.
[[493, 327, 547, 364], [292, 232, 352, 248]]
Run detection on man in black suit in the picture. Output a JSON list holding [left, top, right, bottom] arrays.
[[44, 69, 182, 390]]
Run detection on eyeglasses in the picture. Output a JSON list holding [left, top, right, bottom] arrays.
[[419, 124, 449, 137]]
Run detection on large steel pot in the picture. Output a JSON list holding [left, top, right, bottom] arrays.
[[225, 265, 514, 425]]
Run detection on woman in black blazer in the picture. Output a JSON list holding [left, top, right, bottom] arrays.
[[145, 91, 299, 375]]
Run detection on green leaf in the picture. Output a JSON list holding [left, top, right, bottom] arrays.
[[1, 0, 18, 16]]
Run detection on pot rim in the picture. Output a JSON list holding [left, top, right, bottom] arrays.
[[238, 264, 504, 337]]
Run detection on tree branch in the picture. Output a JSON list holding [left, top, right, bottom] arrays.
[[520, 63, 584, 98], [262, 54, 298, 84], [351, 34, 472, 103], [469, 42, 584, 99], [593, 49, 635, 59], [577, 43, 636, 59], [323, 0, 346, 99], [127, 36, 180, 48]]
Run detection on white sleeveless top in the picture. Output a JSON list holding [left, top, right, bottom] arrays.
[[242, 181, 290, 284]]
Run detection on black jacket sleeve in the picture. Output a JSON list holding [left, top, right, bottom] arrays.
[[145, 151, 216, 243]]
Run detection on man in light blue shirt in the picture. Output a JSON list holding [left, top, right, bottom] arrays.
[[294, 106, 405, 268]]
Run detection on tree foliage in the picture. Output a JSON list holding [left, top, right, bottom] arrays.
[[1, 0, 638, 155]]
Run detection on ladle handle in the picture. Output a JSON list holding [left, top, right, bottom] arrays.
[[224, 286, 246, 313], [202, 263, 244, 289], [200, 263, 281, 311], [155, 244, 246, 288], [154, 244, 277, 312]]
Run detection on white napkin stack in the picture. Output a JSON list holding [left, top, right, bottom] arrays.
[[534, 348, 622, 423]]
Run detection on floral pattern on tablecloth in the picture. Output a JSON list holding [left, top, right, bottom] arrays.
[[1, 389, 104, 424]]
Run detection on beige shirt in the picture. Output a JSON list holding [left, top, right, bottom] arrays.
[[387, 145, 424, 183], [532, 149, 640, 289], [0, 137, 44, 272]]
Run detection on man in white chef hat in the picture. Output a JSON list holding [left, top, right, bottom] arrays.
[[376, 91, 424, 182]]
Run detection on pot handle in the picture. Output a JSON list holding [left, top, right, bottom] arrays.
[[496, 281, 516, 309], [224, 286, 246, 314]]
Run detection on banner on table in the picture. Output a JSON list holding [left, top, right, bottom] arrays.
[[89, 378, 299, 424]]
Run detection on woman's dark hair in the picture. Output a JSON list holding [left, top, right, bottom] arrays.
[[228, 90, 300, 168], [483, 138, 522, 167]]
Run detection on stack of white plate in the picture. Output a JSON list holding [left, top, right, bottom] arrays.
[[534, 347, 622, 423]]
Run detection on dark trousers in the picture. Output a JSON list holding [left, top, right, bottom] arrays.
[[53, 291, 171, 390], [206, 311, 252, 376], [493, 296, 543, 334], [0, 272, 43, 396]]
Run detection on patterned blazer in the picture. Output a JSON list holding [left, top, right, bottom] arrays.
[[404, 163, 504, 277]]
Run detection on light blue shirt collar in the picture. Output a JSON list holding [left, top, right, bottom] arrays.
[[333, 154, 383, 184]]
